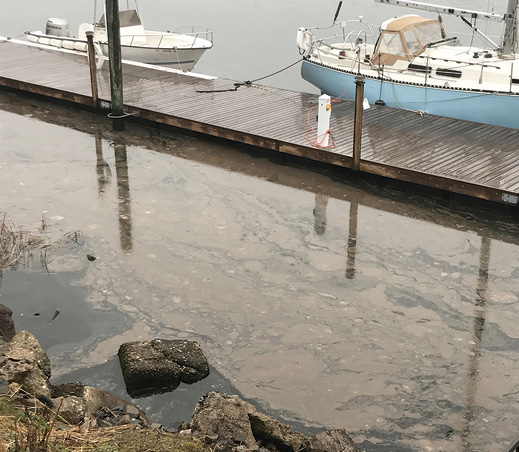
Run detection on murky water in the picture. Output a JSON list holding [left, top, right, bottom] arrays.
[[2, 0, 519, 449], [1, 90, 519, 451]]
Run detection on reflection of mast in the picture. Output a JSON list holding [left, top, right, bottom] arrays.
[[346, 202, 358, 279], [95, 133, 112, 195], [113, 141, 133, 252], [461, 235, 490, 450]]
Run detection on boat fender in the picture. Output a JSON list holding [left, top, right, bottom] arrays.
[[26, 33, 40, 43], [297, 28, 313, 56]]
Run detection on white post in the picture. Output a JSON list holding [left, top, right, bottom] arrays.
[[317, 94, 332, 147]]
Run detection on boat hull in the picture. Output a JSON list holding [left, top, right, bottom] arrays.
[[26, 32, 209, 72], [99, 43, 207, 71], [302, 59, 519, 129]]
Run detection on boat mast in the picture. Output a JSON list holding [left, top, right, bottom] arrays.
[[502, 0, 518, 54]]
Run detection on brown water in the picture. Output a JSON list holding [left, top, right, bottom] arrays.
[[1, 91, 519, 451]]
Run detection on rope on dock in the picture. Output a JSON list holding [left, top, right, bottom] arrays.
[[196, 58, 303, 93]]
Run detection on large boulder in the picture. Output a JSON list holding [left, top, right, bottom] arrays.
[[118, 339, 209, 397], [0, 330, 51, 398], [0, 304, 16, 341], [190, 392, 361, 452]]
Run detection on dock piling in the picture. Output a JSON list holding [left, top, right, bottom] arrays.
[[353, 76, 365, 171], [106, 0, 125, 131], [85, 31, 99, 108]]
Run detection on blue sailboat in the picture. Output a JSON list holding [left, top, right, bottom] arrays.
[[297, 0, 519, 128]]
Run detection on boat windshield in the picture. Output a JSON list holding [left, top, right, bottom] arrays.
[[413, 21, 443, 47], [378, 32, 406, 56]]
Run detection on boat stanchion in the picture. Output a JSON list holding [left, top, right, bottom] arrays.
[[85, 31, 99, 108], [353, 75, 365, 171]]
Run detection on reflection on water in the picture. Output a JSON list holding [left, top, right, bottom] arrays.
[[95, 133, 112, 195], [1, 91, 519, 452], [95, 134, 133, 251], [462, 236, 490, 450], [113, 141, 133, 252]]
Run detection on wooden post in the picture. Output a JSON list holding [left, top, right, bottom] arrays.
[[106, 0, 125, 131], [352, 75, 365, 171], [85, 31, 99, 108]]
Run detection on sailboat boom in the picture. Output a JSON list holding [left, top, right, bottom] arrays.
[[374, 0, 508, 23]]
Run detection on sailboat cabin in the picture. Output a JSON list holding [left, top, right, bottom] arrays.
[[372, 15, 444, 65]]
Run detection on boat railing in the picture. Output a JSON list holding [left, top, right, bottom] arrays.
[[310, 20, 376, 46], [307, 20, 377, 63], [373, 52, 518, 93], [171, 26, 214, 47], [121, 27, 213, 49]]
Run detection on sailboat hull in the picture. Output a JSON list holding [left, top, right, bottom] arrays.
[[302, 59, 519, 129]]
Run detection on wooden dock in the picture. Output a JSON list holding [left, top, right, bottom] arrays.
[[1, 37, 519, 207]]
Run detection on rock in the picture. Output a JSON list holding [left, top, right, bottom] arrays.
[[191, 392, 258, 448], [0, 305, 16, 341], [50, 383, 149, 426], [53, 396, 86, 425], [307, 429, 360, 452], [0, 331, 51, 398], [51, 382, 85, 398], [191, 392, 361, 452], [118, 338, 209, 397], [248, 411, 306, 452]]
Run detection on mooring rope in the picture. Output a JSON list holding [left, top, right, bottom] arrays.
[[196, 58, 303, 93]]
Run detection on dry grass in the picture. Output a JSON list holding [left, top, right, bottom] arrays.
[[0, 394, 209, 452], [0, 212, 46, 274]]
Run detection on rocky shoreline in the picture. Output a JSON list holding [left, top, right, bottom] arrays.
[[0, 304, 361, 452]]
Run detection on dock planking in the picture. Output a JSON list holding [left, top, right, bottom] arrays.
[[1, 37, 519, 207]]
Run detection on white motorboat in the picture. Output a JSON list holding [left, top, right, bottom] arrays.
[[26, 6, 213, 72], [297, 0, 519, 128]]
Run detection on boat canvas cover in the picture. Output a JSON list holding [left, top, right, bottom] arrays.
[[380, 15, 434, 32], [96, 9, 142, 28], [373, 15, 443, 65]]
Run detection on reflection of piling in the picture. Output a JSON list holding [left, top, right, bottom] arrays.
[[114, 142, 133, 251], [353, 76, 365, 171], [461, 235, 491, 449], [346, 202, 358, 279], [106, 0, 125, 131], [313, 193, 329, 235], [86, 32, 99, 107], [95, 133, 111, 195]]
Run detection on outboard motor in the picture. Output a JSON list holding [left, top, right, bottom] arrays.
[[46, 18, 70, 37]]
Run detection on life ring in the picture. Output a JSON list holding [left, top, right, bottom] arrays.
[[296, 28, 313, 56]]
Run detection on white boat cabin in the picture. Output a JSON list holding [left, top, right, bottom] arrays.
[[94, 9, 148, 46]]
